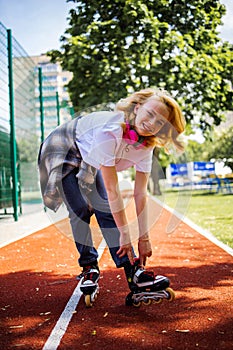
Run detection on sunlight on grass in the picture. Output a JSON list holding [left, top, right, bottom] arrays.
[[160, 189, 233, 249]]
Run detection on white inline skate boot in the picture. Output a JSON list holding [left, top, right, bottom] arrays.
[[79, 262, 100, 307]]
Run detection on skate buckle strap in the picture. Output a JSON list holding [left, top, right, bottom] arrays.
[[133, 267, 144, 283], [87, 268, 99, 274]]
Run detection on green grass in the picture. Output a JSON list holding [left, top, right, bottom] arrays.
[[160, 189, 233, 249]]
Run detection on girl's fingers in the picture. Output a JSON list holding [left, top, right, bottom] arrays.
[[127, 249, 135, 265], [117, 246, 134, 265], [140, 256, 146, 266]]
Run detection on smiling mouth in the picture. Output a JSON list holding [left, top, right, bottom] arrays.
[[142, 122, 154, 133]]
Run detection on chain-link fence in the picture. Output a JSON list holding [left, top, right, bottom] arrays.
[[12, 31, 39, 209], [0, 23, 23, 220], [0, 22, 73, 221]]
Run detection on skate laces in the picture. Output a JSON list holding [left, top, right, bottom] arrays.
[[132, 259, 155, 285], [77, 265, 99, 281], [82, 265, 99, 283], [133, 267, 154, 284], [142, 270, 154, 278]]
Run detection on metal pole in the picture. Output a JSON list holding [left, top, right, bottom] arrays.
[[38, 67, 44, 143], [38, 67, 47, 212], [7, 29, 18, 221], [56, 91, 60, 126], [70, 106, 75, 118]]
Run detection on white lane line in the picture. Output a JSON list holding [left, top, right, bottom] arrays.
[[42, 238, 107, 350]]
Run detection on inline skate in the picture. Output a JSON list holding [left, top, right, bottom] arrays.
[[124, 259, 175, 307], [79, 263, 100, 307]]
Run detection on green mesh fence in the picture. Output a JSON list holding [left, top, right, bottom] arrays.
[[11, 34, 39, 195], [0, 22, 17, 214], [0, 22, 39, 219], [0, 21, 73, 220]]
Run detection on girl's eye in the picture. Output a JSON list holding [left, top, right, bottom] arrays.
[[155, 119, 164, 126], [148, 111, 155, 118]]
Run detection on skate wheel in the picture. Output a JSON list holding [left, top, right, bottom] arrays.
[[166, 288, 175, 301], [84, 294, 92, 308], [133, 301, 141, 308], [153, 298, 162, 304], [142, 299, 152, 306]]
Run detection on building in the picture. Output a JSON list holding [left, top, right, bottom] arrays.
[[31, 54, 73, 138]]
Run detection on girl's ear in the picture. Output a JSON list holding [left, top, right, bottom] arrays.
[[134, 103, 140, 114]]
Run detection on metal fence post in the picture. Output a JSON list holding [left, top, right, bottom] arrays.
[[38, 67, 46, 212], [38, 67, 44, 143], [7, 29, 18, 221], [56, 91, 60, 126]]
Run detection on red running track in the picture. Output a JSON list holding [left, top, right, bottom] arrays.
[[1, 195, 232, 350]]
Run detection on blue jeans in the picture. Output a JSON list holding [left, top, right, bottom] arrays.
[[61, 168, 133, 267]]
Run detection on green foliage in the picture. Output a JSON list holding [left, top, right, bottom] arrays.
[[17, 135, 39, 162], [169, 125, 233, 170], [158, 138, 207, 167], [184, 140, 206, 162], [48, 0, 233, 133], [170, 138, 208, 165], [205, 126, 233, 170]]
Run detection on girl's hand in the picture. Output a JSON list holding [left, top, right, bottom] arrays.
[[117, 243, 134, 265], [117, 232, 134, 265], [138, 239, 152, 266]]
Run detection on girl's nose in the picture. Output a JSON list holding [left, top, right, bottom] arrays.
[[149, 116, 157, 125]]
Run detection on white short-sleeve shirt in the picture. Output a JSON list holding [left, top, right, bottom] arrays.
[[75, 111, 153, 173]]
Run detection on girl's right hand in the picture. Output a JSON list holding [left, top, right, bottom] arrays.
[[117, 243, 134, 265], [117, 231, 134, 265]]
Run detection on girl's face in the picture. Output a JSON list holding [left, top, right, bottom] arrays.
[[134, 99, 169, 137]]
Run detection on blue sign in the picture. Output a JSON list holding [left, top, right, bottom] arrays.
[[170, 163, 188, 176], [193, 162, 215, 172]]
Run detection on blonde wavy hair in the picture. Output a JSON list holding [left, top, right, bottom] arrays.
[[115, 88, 186, 152]]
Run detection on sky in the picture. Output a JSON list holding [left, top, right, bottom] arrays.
[[0, 0, 233, 56], [0, 0, 74, 56]]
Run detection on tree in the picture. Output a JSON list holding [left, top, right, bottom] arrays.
[[174, 138, 209, 164], [205, 126, 233, 171], [149, 148, 162, 195], [17, 135, 39, 162], [48, 0, 233, 134]]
